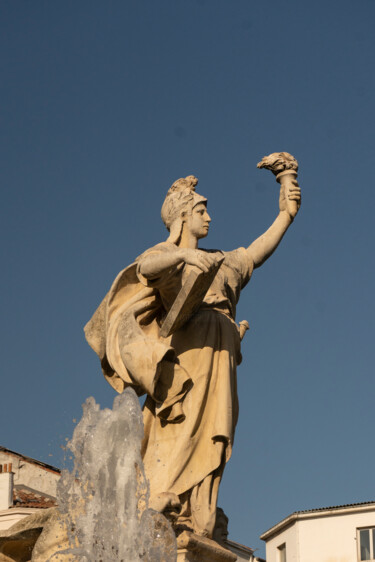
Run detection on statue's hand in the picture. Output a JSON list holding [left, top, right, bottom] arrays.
[[279, 179, 301, 219], [179, 248, 221, 273]]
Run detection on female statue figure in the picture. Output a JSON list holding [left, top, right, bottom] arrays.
[[85, 170, 301, 538]]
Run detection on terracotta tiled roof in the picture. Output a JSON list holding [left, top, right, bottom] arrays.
[[12, 486, 57, 509]]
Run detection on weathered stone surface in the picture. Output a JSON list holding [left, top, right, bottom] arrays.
[[177, 531, 237, 562], [29, 508, 72, 561], [0, 509, 57, 561]]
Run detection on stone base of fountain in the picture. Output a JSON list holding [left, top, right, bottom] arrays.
[[0, 513, 238, 562], [176, 531, 237, 562]]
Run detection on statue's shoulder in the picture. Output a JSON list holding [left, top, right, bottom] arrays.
[[136, 241, 176, 260], [200, 247, 253, 289]]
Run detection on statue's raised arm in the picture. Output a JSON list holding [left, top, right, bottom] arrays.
[[247, 152, 301, 268]]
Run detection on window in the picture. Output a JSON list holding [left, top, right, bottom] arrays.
[[278, 543, 286, 562], [358, 528, 375, 561]]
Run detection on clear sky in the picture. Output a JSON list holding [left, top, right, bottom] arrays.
[[1, 0, 375, 556]]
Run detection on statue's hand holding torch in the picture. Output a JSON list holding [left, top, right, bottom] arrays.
[[257, 152, 301, 219]]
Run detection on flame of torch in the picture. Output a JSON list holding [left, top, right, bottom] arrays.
[[257, 152, 299, 216]]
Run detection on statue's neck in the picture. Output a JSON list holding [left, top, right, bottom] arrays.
[[178, 228, 198, 249]]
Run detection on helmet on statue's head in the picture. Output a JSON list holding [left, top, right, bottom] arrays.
[[161, 175, 207, 244]]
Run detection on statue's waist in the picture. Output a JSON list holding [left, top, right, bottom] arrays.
[[199, 302, 234, 321]]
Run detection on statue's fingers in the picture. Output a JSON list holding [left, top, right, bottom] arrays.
[[197, 263, 209, 272], [207, 257, 219, 270], [199, 256, 213, 270], [200, 252, 212, 262], [194, 254, 210, 271]]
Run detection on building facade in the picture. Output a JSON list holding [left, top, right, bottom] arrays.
[[261, 501, 375, 562], [0, 446, 59, 531]]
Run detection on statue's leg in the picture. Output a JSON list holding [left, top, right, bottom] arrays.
[[175, 462, 225, 538], [189, 463, 224, 538]]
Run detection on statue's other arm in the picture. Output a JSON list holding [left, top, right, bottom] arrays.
[[139, 247, 219, 279], [247, 181, 301, 269]]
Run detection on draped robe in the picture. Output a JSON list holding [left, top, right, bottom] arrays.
[[85, 241, 253, 533]]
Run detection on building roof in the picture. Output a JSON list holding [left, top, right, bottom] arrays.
[[0, 446, 60, 475], [261, 501, 375, 541], [12, 486, 57, 509], [293, 500, 375, 515]]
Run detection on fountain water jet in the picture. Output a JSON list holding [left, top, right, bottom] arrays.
[[53, 388, 176, 561]]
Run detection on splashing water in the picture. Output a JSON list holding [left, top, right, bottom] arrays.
[[56, 388, 176, 561]]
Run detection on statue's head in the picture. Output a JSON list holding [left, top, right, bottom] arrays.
[[161, 175, 208, 244], [213, 507, 229, 545]]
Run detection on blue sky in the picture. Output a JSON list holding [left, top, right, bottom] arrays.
[[1, 0, 375, 556]]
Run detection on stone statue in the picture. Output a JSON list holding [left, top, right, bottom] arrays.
[[85, 154, 301, 540]]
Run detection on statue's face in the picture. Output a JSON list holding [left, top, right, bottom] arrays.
[[185, 202, 211, 239]]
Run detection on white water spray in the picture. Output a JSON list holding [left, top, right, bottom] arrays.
[[56, 388, 176, 561]]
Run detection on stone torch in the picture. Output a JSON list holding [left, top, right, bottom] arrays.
[[257, 152, 299, 216]]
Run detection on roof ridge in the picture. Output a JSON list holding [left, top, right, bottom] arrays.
[[0, 445, 60, 474], [293, 500, 375, 514]]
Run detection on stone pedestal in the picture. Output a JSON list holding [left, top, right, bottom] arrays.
[[177, 531, 237, 562]]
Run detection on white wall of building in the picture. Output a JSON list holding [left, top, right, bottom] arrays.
[[0, 508, 42, 531], [262, 504, 375, 562], [263, 521, 298, 562], [298, 510, 375, 562], [0, 473, 13, 511], [0, 451, 59, 497]]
